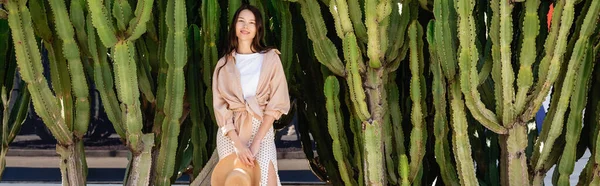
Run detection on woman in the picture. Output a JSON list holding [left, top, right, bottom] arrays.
[[212, 4, 290, 186]]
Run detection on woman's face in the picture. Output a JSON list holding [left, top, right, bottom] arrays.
[[235, 9, 257, 42]]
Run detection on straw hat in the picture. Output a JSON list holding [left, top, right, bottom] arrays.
[[211, 154, 261, 186]]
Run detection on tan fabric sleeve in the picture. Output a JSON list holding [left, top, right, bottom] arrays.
[[212, 59, 235, 136], [263, 53, 291, 120]]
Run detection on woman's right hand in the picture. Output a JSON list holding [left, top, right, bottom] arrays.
[[233, 140, 255, 167]]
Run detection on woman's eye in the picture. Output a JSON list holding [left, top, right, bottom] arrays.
[[250, 22, 255, 24]]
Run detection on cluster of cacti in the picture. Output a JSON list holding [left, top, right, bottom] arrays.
[[427, 0, 600, 184], [2, 0, 296, 185], [0, 17, 30, 179], [289, 0, 600, 185], [3, 0, 600, 185], [7, 0, 90, 184], [290, 0, 422, 185]]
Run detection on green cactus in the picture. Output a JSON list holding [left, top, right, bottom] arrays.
[[426, 20, 459, 186], [292, 0, 416, 184], [324, 76, 356, 186], [6, 0, 93, 184], [153, 0, 188, 184], [87, 0, 158, 184], [556, 39, 595, 185], [407, 20, 426, 184], [187, 24, 208, 178], [0, 18, 30, 179]]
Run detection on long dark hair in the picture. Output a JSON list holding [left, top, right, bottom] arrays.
[[222, 4, 273, 59]]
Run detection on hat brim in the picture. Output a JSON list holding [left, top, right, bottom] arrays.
[[211, 154, 261, 186]]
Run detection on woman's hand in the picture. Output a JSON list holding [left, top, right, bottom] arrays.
[[233, 140, 255, 167], [250, 139, 262, 156]]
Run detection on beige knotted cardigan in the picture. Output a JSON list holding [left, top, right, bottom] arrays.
[[212, 49, 290, 144]]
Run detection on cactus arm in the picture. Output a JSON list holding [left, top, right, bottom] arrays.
[[521, 0, 576, 121], [433, 0, 457, 80], [399, 154, 409, 186], [228, 0, 242, 24], [201, 0, 219, 87], [112, 0, 133, 31], [532, 0, 599, 176], [88, 17, 125, 138], [27, 0, 52, 42], [112, 41, 143, 152], [335, 0, 353, 34], [329, 1, 344, 39], [324, 76, 355, 186], [188, 24, 207, 177], [7, 0, 72, 145], [407, 21, 426, 183], [49, 0, 90, 138], [385, 1, 411, 63], [6, 86, 29, 144], [153, 0, 171, 140], [377, 0, 391, 60], [154, 0, 187, 184], [557, 41, 595, 185], [296, 0, 345, 76], [199, 0, 218, 124], [349, 113, 365, 186], [126, 0, 153, 41], [135, 39, 156, 102], [69, 0, 89, 58], [477, 52, 492, 86], [489, 0, 503, 120], [383, 105, 398, 185], [347, 0, 367, 43], [533, 1, 564, 100], [448, 82, 479, 185], [498, 0, 516, 126], [426, 21, 459, 186], [87, 0, 118, 47], [365, 0, 381, 68], [343, 33, 371, 121], [272, 0, 293, 77], [455, 0, 505, 134], [514, 0, 540, 115]]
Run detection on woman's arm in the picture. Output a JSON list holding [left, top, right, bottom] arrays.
[[250, 52, 290, 154], [252, 115, 276, 144]]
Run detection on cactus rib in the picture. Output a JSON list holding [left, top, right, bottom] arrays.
[[455, 0, 506, 134], [154, 0, 188, 184], [532, 0, 599, 175], [7, 0, 72, 145], [48, 0, 90, 138], [324, 76, 355, 186]]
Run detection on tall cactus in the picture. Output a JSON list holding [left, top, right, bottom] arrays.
[[428, 0, 600, 184], [6, 0, 97, 184], [0, 18, 30, 180], [291, 0, 417, 185], [87, 0, 156, 184], [153, 0, 188, 184]]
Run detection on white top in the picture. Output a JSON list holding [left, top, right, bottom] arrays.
[[235, 52, 264, 100]]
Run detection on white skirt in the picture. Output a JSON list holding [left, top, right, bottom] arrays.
[[216, 117, 281, 186]]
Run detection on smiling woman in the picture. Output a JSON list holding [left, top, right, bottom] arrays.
[[211, 4, 290, 186]]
